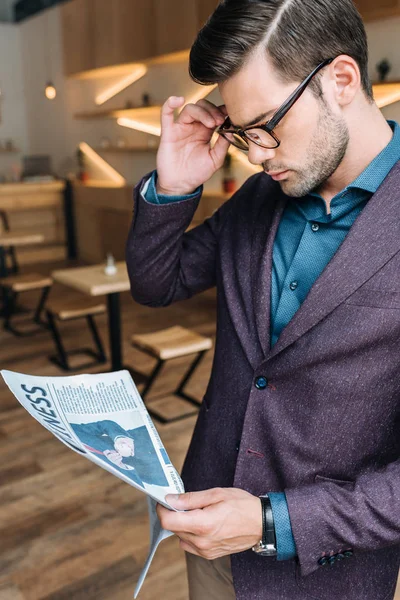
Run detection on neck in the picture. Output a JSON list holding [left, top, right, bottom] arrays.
[[317, 105, 393, 213]]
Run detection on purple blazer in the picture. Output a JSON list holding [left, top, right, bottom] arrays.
[[126, 165, 400, 600]]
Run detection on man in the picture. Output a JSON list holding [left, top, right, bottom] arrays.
[[71, 420, 168, 488], [126, 0, 400, 598]]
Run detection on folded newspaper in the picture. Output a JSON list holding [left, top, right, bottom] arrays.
[[1, 369, 185, 598]]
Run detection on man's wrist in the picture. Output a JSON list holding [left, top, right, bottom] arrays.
[[252, 495, 277, 556], [156, 182, 197, 196]]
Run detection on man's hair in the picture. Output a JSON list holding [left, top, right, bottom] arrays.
[[189, 0, 373, 100]]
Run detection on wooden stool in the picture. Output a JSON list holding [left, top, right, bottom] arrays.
[[46, 297, 107, 371], [0, 273, 52, 336], [131, 325, 213, 423], [0, 210, 18, 276]]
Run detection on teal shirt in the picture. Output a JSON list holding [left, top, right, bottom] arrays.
[[142, 120, 400, 561], [271, 120, 400, 347]]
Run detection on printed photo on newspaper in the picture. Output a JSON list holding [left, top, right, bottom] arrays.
[[1, 368, 184, 598]]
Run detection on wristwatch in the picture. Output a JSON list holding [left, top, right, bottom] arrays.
[[252, 494, 277, 556]]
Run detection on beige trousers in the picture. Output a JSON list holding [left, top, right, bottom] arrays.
[[186, 553, 237, 600]]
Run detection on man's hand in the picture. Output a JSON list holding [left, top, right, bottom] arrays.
[[156, 488, 262, 560], [156, 96, 230, 196], [104, 449, 134, 471]]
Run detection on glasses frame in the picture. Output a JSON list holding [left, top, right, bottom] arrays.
[[217, 58, 334, 151]]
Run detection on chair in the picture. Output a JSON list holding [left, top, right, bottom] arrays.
[[131, 325, 213, 423], [46, 297, 107, 371], [0, 273, 52, 336], [0, 210, 18, 276]]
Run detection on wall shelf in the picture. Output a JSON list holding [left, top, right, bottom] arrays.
[[70, 51, 190, 81], [372, 81, 400, 109], [74, 106, 162, 121]]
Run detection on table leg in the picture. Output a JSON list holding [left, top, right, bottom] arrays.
[[0, 246, 7, 279], [107, 292, 122, 371], [0, 246, 7, 316], [106, 292, 147, 383]]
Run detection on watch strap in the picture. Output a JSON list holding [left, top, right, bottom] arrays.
[[261, 496, 276, 548]]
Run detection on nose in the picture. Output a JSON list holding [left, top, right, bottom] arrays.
[[247, 143, 277, 166]]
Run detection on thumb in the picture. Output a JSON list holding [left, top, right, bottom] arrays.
[[211, 134, 231, 169], [165, 489, 223, 510]]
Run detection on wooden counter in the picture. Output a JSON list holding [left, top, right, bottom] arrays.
[[73, 181, 229, 264], [0, 181, 67, 265]]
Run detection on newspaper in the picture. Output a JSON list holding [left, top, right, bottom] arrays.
[[1, 369, 185, 598]]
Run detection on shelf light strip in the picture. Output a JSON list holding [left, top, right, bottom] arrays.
[[79, 142, 126, 186], [117, 117, 161, 137], [95, 65, 148, 106]]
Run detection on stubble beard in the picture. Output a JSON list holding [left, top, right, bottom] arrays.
[[264, 101, 350, 198]]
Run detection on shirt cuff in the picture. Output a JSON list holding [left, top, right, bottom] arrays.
[[142, 171, 202, 204], [268, 492, 297, 560]]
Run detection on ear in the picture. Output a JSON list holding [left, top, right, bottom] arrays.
[[329, 55, 361, 106]]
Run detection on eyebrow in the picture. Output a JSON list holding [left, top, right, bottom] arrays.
[[230, 107, 278, 129]]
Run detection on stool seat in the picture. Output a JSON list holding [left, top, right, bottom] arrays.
[[46, 298, 106, 321], [0, 273, 53, 292], [131, 325, 212, 360]]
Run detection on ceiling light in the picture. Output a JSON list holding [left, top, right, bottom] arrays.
[[45, 81, 56, 100]]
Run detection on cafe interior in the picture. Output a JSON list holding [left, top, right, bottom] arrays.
[[0, 0, 399, 598]]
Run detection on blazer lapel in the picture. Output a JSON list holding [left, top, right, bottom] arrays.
[[250, 187, 288, 358], [267, 162, 400, 361]]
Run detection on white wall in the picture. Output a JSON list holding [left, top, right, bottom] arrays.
[[0, 22, 28, 180], [1, 7, 399, 188], [17, 5, 257, 190]]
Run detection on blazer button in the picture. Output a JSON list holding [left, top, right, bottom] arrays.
[[255, 376, 268, 390], [318, 557, 328, 566], [328, 556, 337, 566], [344, 550, 354, 558]]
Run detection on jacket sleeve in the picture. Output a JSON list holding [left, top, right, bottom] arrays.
[[126, 172, 234, 307], [285, 457, 400, 577]]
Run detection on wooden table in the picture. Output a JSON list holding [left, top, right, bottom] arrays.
[[52, 262, 141, 375], [0, 231, 45, 277]]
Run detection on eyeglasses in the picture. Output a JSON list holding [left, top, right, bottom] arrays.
[[216, 58, 334, 152]]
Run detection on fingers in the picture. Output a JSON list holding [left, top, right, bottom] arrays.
[[195, 99, 226, 125], [166, 488, 224, 511], [161, 96, 228, 134], [157, 502, 208, 534], [160, 96, 185, 130], [176, 103, 220, 129]]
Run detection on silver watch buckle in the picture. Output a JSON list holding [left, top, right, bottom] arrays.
[[251, 540, 277, 556]]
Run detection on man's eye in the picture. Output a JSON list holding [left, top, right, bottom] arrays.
[[246, 131, 261, 141]]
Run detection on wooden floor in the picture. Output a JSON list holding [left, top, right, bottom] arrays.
[[0, 261, 399, 600]]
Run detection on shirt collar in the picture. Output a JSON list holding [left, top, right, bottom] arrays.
[[348, 120, 400, 194]]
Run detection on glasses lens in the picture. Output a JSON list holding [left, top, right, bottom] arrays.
[[220, 131, 249, 151], [244, 128, 278, 149]]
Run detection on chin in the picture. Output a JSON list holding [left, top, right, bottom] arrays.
[[280, 178, 312, 198]]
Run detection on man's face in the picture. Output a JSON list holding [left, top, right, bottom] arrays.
[[219, 50, 349, 197], [114, 436, 135, 457]]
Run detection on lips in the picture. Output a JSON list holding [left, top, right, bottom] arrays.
[[267, 170, 289, 181]]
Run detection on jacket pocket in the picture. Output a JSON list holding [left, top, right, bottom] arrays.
[[343, 287, 400, 309]]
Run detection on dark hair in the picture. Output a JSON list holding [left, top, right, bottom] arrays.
[[189, 0, 373, 100]]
